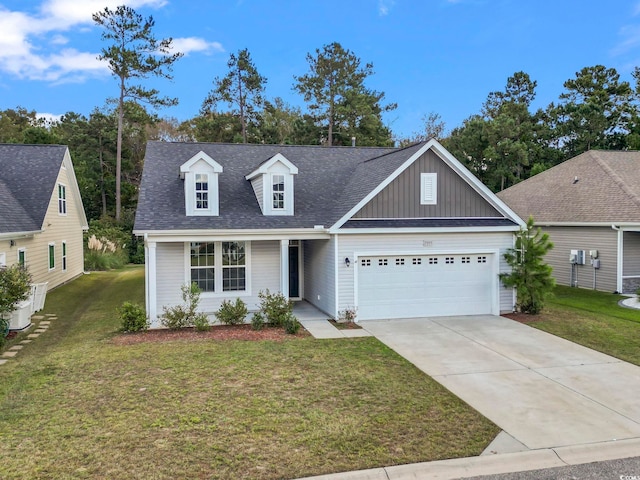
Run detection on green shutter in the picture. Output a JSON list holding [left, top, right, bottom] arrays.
[[49, 244, 55, 269]]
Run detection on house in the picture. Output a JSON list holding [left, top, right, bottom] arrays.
[[134, 139, 525, 327], [0, 144, 88, 292], [497, 150, 640, 294]]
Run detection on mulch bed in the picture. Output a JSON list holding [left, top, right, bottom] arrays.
[[502, 312, 541, 324], [328, 319, 362, 330], [112, 324, 310, 345]]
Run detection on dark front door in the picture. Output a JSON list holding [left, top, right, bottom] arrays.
[[289, 242, 300, 299]]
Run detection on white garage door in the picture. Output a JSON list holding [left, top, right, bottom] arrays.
[[357, 254, 494, 320]]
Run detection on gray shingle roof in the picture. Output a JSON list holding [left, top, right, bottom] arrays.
[[497, 150, 640, 224], [0, 144, 68, 234], [134, 141, 415, 232]]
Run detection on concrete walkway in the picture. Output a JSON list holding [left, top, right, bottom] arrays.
[[294, 301, 372, 339], [296, 315, 640, 479]]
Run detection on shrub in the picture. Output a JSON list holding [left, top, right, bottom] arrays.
[[215, 298, 248, 325], [193, 312, 211, 332], [338, 307, 357, 323], [118, 302, 148, 332], [83, 219, 130, 271], [282, 312, 301, 335], [0, 264, 32, 319], [161, 283, 206, 330], [257, 289, 293, 327], [251, 312, 265, 331]]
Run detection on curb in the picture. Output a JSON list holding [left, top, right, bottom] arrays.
[[296, 438, 640, 480]]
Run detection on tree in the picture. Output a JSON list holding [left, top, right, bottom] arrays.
[[0, 265, 32, 343], [294, 42, 395, 146], [202, 48, 267, 144], [499, 217, 555, 314], [93, 5, 182, 220], [548, 65, 634, 157]]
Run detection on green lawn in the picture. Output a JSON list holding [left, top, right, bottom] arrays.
[[528, 285, 640, 365], [0, 266, 498, 480]]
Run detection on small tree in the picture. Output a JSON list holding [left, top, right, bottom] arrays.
[[500, 217, 555, 314], [0, 265, 32, 339]]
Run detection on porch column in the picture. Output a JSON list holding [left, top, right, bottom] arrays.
[[280, 239, 289, 299], [147, 241, 158, 324], [616, 227, 623, 293]]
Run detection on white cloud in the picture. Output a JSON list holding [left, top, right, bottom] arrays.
[[0, 0, 220, 84], [170, 37, 225, 56], [37, 112, 63, 125], [612, 24, 640, 56], [378, 0, 396, 16]]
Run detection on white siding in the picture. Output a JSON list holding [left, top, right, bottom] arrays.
[[153, 240, 280, 326], [303, 238, 335, 317], [250, 176, 264, 212], [336, 232, 514, 315]]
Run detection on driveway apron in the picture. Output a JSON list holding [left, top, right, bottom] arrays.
[[363, 316, 640, 450]]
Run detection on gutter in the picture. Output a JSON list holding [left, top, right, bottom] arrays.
[[0, 230, 41, 241]]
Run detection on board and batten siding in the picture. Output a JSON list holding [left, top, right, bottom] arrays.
[[0, 163, 85, 289], [153, 240, 280, 324], [354, 150, 502, 219], [302, 238, 335, 317], [336, 232, 515, 315], [540, 226, 618, 293]]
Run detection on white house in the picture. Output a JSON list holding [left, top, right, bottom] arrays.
[[134, 139, 525, 327]]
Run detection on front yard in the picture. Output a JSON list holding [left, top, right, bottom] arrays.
[[0, 266, 498, 480]]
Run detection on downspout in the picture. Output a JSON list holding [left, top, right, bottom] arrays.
[[612, 225, 623, 293]]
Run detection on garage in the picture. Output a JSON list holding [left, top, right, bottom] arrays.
[[356, 253, 495, 320]]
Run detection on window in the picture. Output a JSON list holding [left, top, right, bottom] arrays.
[[18, 249, 26, 267], [190, 242, 215, 292], [272, 174, 285, 210], [189, 241, 248, 294], [412, 258, 422, 265], [361, 259, 371, 267], [445, 257, 454, 264], [461, 256, 470, 264], [195, 173, 209, 210], [222, 242, 246, 291], [48, 243, 55, 270], [477, 256, 487, 263], [378, 258, 388, 266], [420, 173, 437, 205], [395, 258, 405, 265], [429, 257, 438, 264], [0, 252, 5, 267], [62, 242, 67, 271], [58, 184, 67, 215]]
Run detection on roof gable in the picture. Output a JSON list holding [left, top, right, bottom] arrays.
[[180, 151, 223, 178], [245, 153, 298, 180], [498, 150, 640, 224]]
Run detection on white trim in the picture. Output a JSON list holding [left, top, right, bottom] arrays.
[[181, 151, 223, 217], [0, 231, 40, 241], [0, 252, 5, 267], [539, 222, 640, 229], [615, 226, 623, 293], [280, 239, 289, 299], [420, 173, 437, 205], [17, 247, 26, 267], [136, 228, 331, 242], [330, 139, 526, 230], [334, 226, 521, 234], [57, 183, 67, 216], [334, 236, 340, 319], [179, 151, 223, 177], [147, 241, 157, 324], [61, 148, 89, 230], [245, 153, 299, 180], [183, 241, 252, 298]]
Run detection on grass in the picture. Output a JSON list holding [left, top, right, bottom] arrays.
[[527, 285, 640, 365], [0, 266, 498, 480]]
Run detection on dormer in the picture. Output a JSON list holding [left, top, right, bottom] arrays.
[[245, 153, 298, 216], [180, 151, 223, 216]]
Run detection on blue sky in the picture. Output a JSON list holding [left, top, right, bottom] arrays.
[[1, 0, 640, 140]]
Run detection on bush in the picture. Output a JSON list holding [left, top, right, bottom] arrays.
[[83, 219, 130, 271], [0, 264, 32, 319], [215, 298, 248, 325], [257, 289, 293, 327], [251, 312, 265, 331], [282, 312, 301, 335], [118, 302, 148, 332], [193, 312, 211, 332], [338, 307, 357, 323], [161, 283, 206, 330]]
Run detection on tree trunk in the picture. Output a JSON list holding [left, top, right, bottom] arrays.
[[238, 67, 246, 143], [99, 134, 107, 217], [115, 76, 124, 221]]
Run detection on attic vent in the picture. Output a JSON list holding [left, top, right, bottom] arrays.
[[573, 176, 579, 184]]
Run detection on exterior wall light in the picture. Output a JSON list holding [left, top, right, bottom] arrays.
[[345, 257, 351, 267]]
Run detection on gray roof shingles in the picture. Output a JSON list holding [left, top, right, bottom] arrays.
[[134, 141, 410, 232], [497, 150, 640, 224], [0, 144, 67, 234]]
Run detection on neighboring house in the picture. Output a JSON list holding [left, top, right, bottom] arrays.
[[498, 150, 640, 294], [134, 139, 525, 327], [0, 144, 88, 291]]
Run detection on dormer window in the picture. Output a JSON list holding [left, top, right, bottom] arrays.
[[195, 173, 209, 210], [180, 151, 223, 216], [272, 174, 285, 210], [245, 153, 298, 216]]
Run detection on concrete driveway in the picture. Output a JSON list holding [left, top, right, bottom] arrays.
[[363, 315, 640, 450]]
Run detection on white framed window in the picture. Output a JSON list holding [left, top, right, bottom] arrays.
[[420, 173, 437, 205], [18, 248, 26, 267], [62, 241, 67, 271], [188, 241, 249, 294], [58, 184, 67, 215], [195, 173, 209, 210], [48, 242, 55, 270], [272, 174, 285, 210], [0, 252, 6, 267]]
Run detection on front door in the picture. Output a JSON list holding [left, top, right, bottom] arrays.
[[288, 241, 301, 299]]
